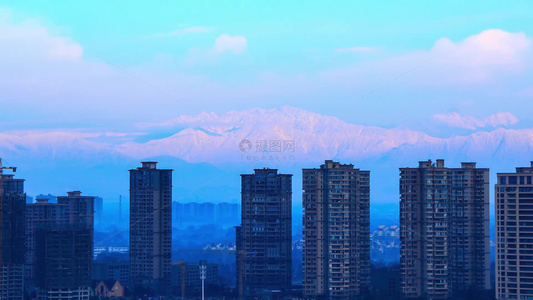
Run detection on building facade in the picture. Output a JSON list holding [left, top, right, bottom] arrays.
[[302, 160, 371, 300], [56, 191, 95, 230], [496, 162, 533, 300], [400, 160, 490, 300], [0, 173, 26, 300], [171, 260, 219, 298], [92, 261, 130, 288], [25, 198, 68, 288], [370, 265, 401, 300], [33, 191, 94, 300], [34, 226, 93, 300], [94, 280, 125, 298], [237, 168, 292, 299], [129, 162, 173, 296]]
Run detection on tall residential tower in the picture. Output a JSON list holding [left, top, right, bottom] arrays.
[[495, 162, 533, 300], [302, 160, 371, 300], [129, 162, 173, 296], [0, 171, 25, 300], [400, 160, 490, 300], [236, 168, 292, 299], [25, 198, 67, 288], [33, 191, 95, 300]]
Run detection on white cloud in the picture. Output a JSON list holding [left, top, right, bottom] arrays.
[[184, 34, 248, 64], [432, 112, 519, 130], [0, 13, 83, 61], [213, 34, 247, 54], [427, 29, 531, 83], [322, 29, 532, 86], [335, 46, 378, 53], [0, 9, 530, 133], [147, 26, 214, 38], [47, 36, 83, 60]]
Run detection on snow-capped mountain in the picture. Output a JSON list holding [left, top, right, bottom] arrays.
[[118, 106, 533, 168], [2, 106, 532, 201]]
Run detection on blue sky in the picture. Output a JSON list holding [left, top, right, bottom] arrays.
[[2, 1, 533, 201], [1, 1, 533, 130]]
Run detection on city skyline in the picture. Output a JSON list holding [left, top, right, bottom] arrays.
[[1, 2, 532, 299], [0, 157, 522, 299]]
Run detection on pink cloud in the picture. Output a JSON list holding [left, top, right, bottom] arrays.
[[432, 112, 519, 129], [322, 29, 532, 86]]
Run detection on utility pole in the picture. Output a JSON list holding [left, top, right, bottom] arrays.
[[175, 249, 256, 300], [200, 260, 207, 300]]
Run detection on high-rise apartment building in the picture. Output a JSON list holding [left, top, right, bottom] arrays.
[[129, 162, 173, 296], [34, 226, 93, 300], [25, 198, 68, 286], [35, 194, 56, 204], [0, 172, 25, 300], [57, 191, 95, 229], [400, 159, 490, 300], [302, 160, 371, 300], [33, 191, 94, 300], [236, 168, 292, 299], [495, 162, 533, 300]]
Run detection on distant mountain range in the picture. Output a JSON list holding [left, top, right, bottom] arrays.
[[1, 106, 532, 210]]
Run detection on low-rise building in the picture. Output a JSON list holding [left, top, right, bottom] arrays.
[[94, 280, 125, 298]]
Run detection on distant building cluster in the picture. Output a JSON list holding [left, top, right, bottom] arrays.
[[172, 201, 240, 227], [371, 225, 401, 264], [372, 225, 399, 237], [2, 158, 533, 299], [93, 246, 129, 259], [202, 242, 236, 251]]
